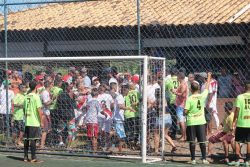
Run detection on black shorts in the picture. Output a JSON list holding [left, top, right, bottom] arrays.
[[235, 127, 250, 143], [186, 124, 207, 143], [205, 108, 212, 123], [13, 120, 24, 134], [24, 126, 41, 140], [147, 108, 158, 130]]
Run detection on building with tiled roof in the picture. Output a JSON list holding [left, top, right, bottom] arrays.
[[0, 0, 249, 72], [0, 0, 249, 30]]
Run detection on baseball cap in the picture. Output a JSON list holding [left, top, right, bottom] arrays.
[[224, 101, 233, 111], [131, 74, 139, 84], [199, 72, 207, 78], [92, 76, 99, 82], [6, 70, 12, 75], [35, 75, 44, 81], [81, 67, 87, 73]]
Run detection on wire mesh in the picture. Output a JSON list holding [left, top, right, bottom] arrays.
[[0, 0, 249, 163]]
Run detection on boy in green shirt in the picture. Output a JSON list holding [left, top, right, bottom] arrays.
[[12, 84, 27, 147], [232, 80, 250, 166], [23, 80, 44, 163], [184, 72, 212, 165]]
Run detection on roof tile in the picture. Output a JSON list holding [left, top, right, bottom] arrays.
[[0, 0, 249, 31]]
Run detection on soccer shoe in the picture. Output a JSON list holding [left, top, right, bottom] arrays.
[[202, 159, 210, 164], [30, 159, 44, 163], [23, 157, 29, 162], [187, 160, 196, 165], [245, 161, 250, 167], [58, 142, 65, 147]]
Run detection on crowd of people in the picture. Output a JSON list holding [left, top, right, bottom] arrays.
[[0, 65, 249, 166]]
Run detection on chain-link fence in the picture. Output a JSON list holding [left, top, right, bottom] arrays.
[[0, 0, 249, 163]]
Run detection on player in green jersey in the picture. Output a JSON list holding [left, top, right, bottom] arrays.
[[23, 80, 44, 163], [232, 80, 250, 166], [184, 72, 212, 165], [165, 67, 179, 139]]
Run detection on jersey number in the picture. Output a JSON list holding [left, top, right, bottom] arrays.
[[129, 94, 137, 104], [197, 100, 201, 110], [173, 81, 178, 89], [245, 99, 250, 110]]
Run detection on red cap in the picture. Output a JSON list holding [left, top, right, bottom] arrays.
[[131, 74, 139, 84], [35, 75, 44, 81], [6, 70, 12, 75]]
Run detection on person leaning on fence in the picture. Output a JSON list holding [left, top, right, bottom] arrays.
[[12, 84, 27, 147], [40, 80, 53, 149], [23, 80, 44, 163], [207, 101, 235, 164], [113, 83, 127, 153], [0, 80, 14, 135], [174, 71, 188, 141], [85, 88, 103, 153], [231, 80, 250, 166], [184, 72, 212, 165]]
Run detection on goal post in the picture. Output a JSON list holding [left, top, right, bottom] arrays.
[[0, 56, 166, 163]]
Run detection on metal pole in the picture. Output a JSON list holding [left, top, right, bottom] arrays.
[[136, 0, 141, 56], [4, 0, 10, 139], [161, 59, 166, 160], [142, 56, 148, 163], [0, 56, 163, 62]]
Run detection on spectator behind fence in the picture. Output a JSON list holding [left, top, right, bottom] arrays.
[[40, 80, 53, 149], [218, 67, 232, 98], [10, 70, 22, 95], [174, 72, 188, 141], [56, 82, 76, 148], [86, 88, 103, 152], [0, 80, 14, 135], [12, 84, 27, 147], [113, 83, 127, 153]]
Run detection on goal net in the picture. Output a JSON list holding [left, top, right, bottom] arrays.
[[0, 56, 165, 163]]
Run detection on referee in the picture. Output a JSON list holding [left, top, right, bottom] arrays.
[[23, 80, 44, 163]]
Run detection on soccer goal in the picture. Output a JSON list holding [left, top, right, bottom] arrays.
[[0, 56, 166, 163]]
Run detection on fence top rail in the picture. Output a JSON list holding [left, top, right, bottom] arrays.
[[0, 55, 165, 62]]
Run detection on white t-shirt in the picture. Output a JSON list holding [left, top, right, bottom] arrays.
[[40, 90, 51, 115], [97, 93, 114, 110], [113, 93, 125, 122], [0, 89, 14, 114], [147, 83, 161, 103], [97, 93, 114, 119], [208, 79, 218, 112]]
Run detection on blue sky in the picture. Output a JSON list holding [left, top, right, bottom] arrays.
[[0, 0, 80, 13]]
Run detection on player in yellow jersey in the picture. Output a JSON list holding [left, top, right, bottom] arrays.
[[232, 80, 250, 166]]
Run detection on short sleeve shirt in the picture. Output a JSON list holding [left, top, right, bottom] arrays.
[[185, 90, 208, 126], [235, 92, 250, 128], [165, 76, 179, 104], [13, 93, 25, 120], [24, 93, 42, 127]]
